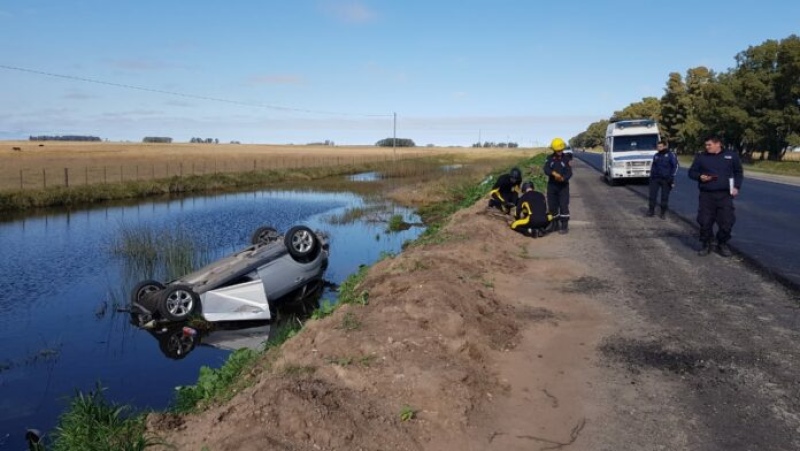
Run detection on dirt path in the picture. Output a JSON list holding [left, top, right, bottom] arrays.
[[148, 159, 800, 450]]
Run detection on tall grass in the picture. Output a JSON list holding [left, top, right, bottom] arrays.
[[48, 385, 159, 451], [111, 224, 204, 282]]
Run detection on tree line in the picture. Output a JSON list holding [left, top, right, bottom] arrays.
[[29, 135, 101, 142], [571, 34, 800, 161]]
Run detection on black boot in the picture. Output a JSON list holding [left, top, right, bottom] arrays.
[[717, 242, 732, 257], [558, 221, 569, 234], [697, 241, 714, 256], [646, 209, 655, 217], [659, 207, 667, 219]]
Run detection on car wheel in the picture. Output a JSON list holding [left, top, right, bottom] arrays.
[[157, 328, 196, 360], [285, 225, 319, 261], [157, 284, 200, 322], [251, 226, 280, 245], [130, 279, 165, 311]]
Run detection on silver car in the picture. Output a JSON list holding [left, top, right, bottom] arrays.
[[130, 225, 329, 323]]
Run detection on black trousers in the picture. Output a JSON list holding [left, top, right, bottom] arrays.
[[697, 190, 735, 244], [648, 178, 672, 212], [547, 183, 570, 224]]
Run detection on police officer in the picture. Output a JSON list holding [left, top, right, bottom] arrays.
[[510, 181, 551, 237], [647, 139, 679, 219], [687, 135, 743, 257], [488, 167, 522, 214], [543, 137, 573, 234]]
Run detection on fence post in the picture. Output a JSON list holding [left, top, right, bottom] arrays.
[[85, 166, 88, 185], [120, 165, 123, 182], [64, 168, 69, 187], [43, 168, 47, 189], [253, 159, 257, 171], [180, 162, 183, 177]]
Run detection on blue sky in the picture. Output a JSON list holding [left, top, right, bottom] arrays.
[[1, 1, 798, 146]]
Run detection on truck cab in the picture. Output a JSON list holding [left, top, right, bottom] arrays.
[[603, 119, 660, 185]]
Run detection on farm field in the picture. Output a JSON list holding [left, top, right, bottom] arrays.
[[0, 141, 527, 191]]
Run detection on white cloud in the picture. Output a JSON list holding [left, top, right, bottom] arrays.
[[320, 0, 378, 23], [104, 59, 182, 71], [247, 74, 305, 86], [63, 91, 98, 100]]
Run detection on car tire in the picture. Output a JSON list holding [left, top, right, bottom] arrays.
[[251, 226, 280, 245], [130, 280, 165, 311], [157, 284, 200, 322], [284, 225, 319, 262]]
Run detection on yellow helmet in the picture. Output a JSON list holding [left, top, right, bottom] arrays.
[[550, 137, 566, 152]]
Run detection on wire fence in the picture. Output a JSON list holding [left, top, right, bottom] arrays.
[[1, 153, 430, 191]]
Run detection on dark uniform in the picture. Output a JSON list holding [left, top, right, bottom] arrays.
[[648, 148, 679, 217], [488, 172, 521, 214], [510, 189, 551, 237], [543, 152, 573, 232], [687, 149, 743, 249]]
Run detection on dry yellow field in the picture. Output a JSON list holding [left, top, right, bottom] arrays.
[[0, 140, 527, 191]]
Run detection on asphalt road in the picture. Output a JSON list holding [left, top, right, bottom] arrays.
[[575, 152, 800, 289], [562, 158, 800, 450]]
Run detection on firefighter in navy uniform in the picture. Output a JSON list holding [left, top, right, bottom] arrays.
[[543, 138, 573, 234], [488, 167, 522, 214], [510, 182, 552, 237], [687, 135, 743, 257]]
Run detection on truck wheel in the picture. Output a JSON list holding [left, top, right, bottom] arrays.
[[131, 280, 165, 311], [251, 226, 280, 245]]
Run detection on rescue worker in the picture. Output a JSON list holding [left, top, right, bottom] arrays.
[[647, 139, 679, 219], [488, 167, 522, 214], [510, 181, 551, 237], [543, 137, 573, 234], [687, 135, 743, 257]]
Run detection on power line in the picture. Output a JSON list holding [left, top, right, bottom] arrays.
[[0, 63, 393, 118]]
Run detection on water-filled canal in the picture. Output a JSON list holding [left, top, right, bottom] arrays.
[[0, 186, 423, 449]]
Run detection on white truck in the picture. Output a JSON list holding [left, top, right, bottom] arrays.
[[603, 119, 661, 185]]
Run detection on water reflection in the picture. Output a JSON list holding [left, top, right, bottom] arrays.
[[347, 171, 381, 182]]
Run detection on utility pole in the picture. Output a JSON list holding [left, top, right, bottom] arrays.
[[392, 112, 397, 160]]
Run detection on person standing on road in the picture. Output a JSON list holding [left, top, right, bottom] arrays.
[[647, 139, 679, 219], [543, 137, 573, 234], [488, 167, 522, 215], [509, 181, 552, 237], [687, 135, 743, 257]]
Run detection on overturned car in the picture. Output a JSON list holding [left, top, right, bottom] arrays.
[[130, 225, 329, 324]]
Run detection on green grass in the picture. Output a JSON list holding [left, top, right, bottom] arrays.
[[47, 385, 158, 451], [386, 214, 410, 232], [399, 405, 416, 422], [173, 348, 261, 412]]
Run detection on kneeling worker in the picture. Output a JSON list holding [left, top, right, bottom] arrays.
[[510, 182, 551, 237], [488, 167, 522, 214]]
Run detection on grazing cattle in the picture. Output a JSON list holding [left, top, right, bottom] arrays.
[[12, 147, 22, 151]]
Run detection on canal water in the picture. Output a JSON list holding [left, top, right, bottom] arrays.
[[0, 185, 423, 449]]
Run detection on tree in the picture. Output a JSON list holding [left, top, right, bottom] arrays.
[[611, 97, 661, 122], [375, 138, 415, 147]]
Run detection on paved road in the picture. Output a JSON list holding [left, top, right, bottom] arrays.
[[575, 152, 800, 289]]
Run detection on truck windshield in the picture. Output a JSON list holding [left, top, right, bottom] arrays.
[[612, 135, 658, 152]]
